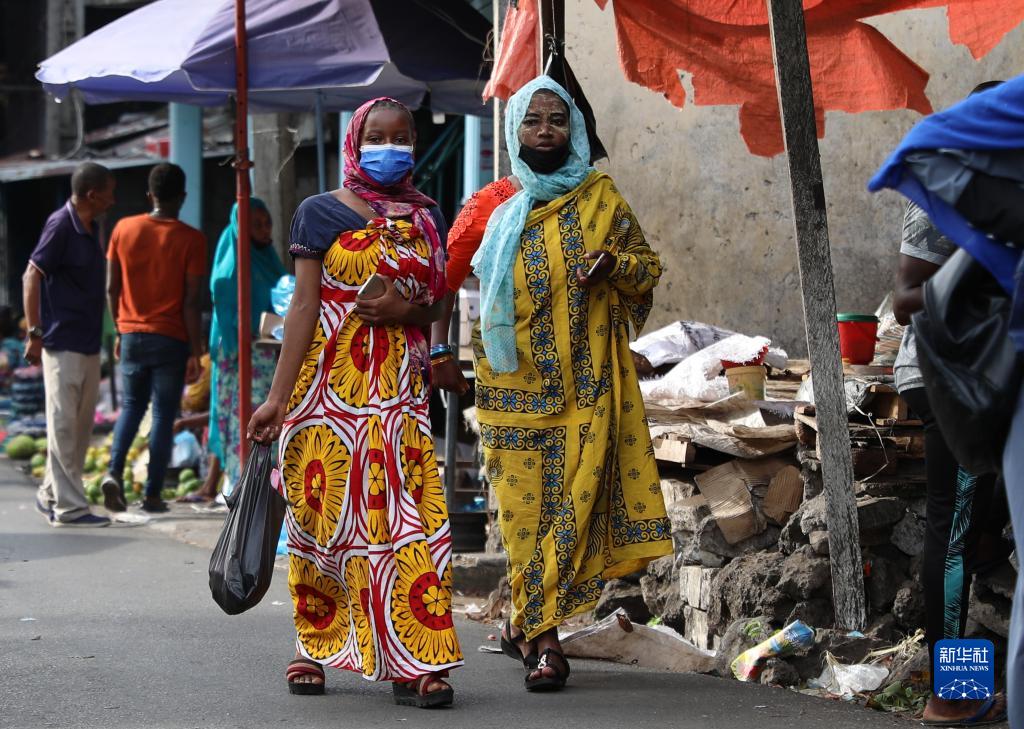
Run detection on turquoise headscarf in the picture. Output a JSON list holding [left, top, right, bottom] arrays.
[[471, 76, 594, 372], [208, 198, 287, 357]]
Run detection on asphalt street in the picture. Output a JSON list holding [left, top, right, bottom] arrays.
[[0, 463, 911, 729]]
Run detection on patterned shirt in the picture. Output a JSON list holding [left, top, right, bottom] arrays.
[[894, 202, 957, 393]]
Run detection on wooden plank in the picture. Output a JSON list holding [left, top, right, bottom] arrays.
[[653, 435, 697, 466], [794, 405, 818, 431], [767, 0, 865, 630], [866, 385, 913, 426]]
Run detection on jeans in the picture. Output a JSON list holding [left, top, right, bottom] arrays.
[[1002, 384, 1024, 729], [110, 333, 188, 499]]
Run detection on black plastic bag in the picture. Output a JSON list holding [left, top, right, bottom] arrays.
[[208, 443, 286, 615], [914, 248, 1022, 475]]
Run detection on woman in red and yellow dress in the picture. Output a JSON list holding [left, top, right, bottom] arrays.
[[248, 98, 462, 708]]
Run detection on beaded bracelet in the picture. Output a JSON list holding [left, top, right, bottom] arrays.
[[430, 343, 454, 355]]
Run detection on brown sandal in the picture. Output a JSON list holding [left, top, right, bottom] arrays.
[[286, 657, 325, 695], [392, 673, 454, 708]]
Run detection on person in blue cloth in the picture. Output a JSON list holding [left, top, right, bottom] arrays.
[[191, 198, 285, 502], [870, 75, 1024, 729]]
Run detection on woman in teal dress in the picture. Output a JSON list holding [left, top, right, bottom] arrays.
[[197, 199, 285, 500]]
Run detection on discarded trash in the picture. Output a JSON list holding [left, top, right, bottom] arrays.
[[270, 601, 285, 606], [810, 652, 889, 697], [112, 512, 150, 525], [731, 620, 815, 682], [19, 617, 36, 622], [191, 502, 227, 514], [866, 680, 929, 714], [557, 608, 716, 674], [865, 628, 923, 664]]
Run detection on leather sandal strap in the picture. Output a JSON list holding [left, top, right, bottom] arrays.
[[286, 658, 324, 681], [535, 648, 569, 679], [414, 673, 449, 696]]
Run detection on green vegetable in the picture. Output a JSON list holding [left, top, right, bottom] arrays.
[[161, 488, 177, 501], [34, 437, 48, 454], [178, 468, 196, 484], [30, 453, 46, 469], [6, 435, 37, 460], [176, 479, 201, 497]]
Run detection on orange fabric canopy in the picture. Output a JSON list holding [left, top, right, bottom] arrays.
[[485, 0, 1024, 156]]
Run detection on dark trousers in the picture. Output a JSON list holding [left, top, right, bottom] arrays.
[[1000, 384, 1024, 726], [109, 333, 188, 499], [901, 387, 1000, 688]]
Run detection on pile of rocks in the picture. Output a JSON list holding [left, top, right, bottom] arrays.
[[602, 445, 1016, 667]]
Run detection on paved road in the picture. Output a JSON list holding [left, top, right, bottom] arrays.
[[0, 465, 909, 729]]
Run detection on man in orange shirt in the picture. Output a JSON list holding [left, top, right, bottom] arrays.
[[102, 163, 206, 513]]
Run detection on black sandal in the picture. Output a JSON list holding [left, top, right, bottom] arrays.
[[500, 618, 539, 670], [392, 674, 454, 708], [286, 657, 325, 695], [525, 648, 570, 692]]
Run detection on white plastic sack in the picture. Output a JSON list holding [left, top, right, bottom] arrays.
[[631, 321, 737, 367], [641, 334, 770, 403], [810, 652, 889, 696]]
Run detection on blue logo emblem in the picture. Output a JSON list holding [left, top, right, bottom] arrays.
[[933, 639, 995, 700]]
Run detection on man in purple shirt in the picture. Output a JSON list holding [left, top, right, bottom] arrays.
[[24, 162, 115, 527]]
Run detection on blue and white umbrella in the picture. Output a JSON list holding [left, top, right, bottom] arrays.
[[36, 0, 490, 114]]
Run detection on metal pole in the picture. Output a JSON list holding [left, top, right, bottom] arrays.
[[462, 115, 482, 199], [315, 91, 326, 193], [539, 0, 565, 72], [169, 103, 203, 229], [444, 296, 461, 514], [442, 115, 484, 512], [339, 111, 353, 187], [234, 0, 253, 462]]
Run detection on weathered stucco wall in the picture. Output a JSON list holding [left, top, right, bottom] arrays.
[[566, 3, 1023, 354]]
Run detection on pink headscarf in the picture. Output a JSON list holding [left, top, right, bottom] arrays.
[[342, 97, 445, 299], [343, 97, 436, 213]]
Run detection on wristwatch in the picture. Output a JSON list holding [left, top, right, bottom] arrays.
[[28, 326, 43, 340]]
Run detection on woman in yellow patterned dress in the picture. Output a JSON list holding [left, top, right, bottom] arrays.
[[468, 77, 672, 691], [248, 98, 462, 708]]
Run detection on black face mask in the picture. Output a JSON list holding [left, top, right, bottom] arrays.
[[518, 142, 571, 174]]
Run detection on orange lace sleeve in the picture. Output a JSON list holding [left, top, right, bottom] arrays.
[[446, 177, 517, 293]]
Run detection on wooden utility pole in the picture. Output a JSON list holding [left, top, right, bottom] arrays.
[[766, 0, 865, 630]]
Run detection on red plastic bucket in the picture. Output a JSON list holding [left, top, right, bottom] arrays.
[[721, 344, 769, 370], [837, 313, 879, 365]]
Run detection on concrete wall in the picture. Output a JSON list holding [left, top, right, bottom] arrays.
[[565, 3, 1023, 354]]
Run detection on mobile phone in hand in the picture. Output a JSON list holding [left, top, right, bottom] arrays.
[[586, 252, 610, 278], [357, 273, 386, 300]]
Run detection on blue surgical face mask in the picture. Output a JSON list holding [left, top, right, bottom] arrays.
[[359, 143, 415, 186]]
